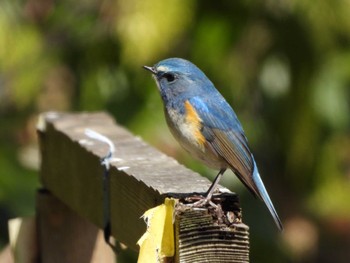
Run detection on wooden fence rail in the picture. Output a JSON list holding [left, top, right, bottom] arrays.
[[6, 112, 250, 262]]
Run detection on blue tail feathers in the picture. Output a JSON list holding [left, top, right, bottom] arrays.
[[252, 159, 283, 231]]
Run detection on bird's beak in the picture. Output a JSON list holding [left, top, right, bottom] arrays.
[[143, 65, 157, 74]]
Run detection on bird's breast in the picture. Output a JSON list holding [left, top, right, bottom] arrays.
[[165, 101, 205, 151], [164, 100, 226, 169]]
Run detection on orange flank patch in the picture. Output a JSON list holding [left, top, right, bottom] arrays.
[[184, 101, 206, 147]]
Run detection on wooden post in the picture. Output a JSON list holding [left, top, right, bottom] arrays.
[[175, 194, 249, 262], [37, 112, 250, 262], [36, 189, 116, 263]]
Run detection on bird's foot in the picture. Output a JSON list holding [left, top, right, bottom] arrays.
[[185, 195, 226, 224], [194, 197, 217, 208], [184, 194, 218, 209]]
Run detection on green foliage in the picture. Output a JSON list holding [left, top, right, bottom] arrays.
[[1, 0, 350, 262]]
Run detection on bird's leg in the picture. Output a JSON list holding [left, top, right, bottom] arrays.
[[187, 168, 226, 208], [205, 168, 226, 201]]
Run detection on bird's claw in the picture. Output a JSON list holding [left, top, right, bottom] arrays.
[[184, 195, 218, 209]]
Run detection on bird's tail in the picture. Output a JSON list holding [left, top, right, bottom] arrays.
[[252, 159, 283, 231]]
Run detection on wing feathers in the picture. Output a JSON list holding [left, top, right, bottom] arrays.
[[188, 96, 259, 197], [209, 128, 259, 197]]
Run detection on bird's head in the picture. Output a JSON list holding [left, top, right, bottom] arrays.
[[143, 58, 212, 103]]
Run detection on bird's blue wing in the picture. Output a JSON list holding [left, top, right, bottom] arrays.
[[188, 96, 283, 230], [188, 96, 260, 197]]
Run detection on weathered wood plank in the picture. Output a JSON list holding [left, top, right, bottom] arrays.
[[37, 112, 219, 251]]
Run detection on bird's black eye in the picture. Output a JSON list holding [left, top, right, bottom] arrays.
[[163, 73, 176, 83]]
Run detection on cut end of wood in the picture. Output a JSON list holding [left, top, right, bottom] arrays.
[[175, 193, 249, 263]]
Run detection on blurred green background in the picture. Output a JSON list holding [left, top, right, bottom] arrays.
[[1, 0, 350, 262]]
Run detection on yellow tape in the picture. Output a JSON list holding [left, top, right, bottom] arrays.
[[137, 198, 176, 263]]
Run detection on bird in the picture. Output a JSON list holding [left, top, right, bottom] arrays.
[[143, 58, 283, 231]]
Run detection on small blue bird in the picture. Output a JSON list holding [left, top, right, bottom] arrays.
[[144, 58, 283, 231]]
